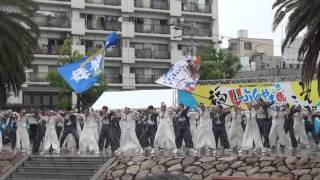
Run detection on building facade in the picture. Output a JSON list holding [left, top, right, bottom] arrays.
[[6, 0, 219, 107]]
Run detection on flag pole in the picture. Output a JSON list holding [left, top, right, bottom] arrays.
[[184, 90, 233, 107]]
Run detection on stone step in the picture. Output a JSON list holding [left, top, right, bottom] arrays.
[[23, 161, 103, 168], [10, 172, 91, 180], [29, 156, 108, 162], [17, 166, 98, 174]]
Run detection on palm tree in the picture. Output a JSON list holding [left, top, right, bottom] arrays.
[[273, 0, 320, 94], [0, 0, 39, 106]]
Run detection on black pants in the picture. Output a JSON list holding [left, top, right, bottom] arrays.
[[99, 124, 117, 152], [257, 118, 271, 148], [6, 128, 16, 149], [60, 126, 79, 149], [284, 121, 298, 148], [175, 121, 193, 149], [32, 125, 46, 153], [56, 126, 63, 139], [136, 123, 145, 146], [305, 121, 319, 145], [113, 126, 121, 148], [140, 125, 156, 148], [212, 124, 230, 149]]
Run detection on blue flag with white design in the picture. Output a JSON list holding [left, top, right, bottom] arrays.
[[105, 32, 119, 48], [58, 50, 104, 93]]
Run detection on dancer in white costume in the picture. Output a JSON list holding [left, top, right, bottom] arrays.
[[14, 110, 31, 154], [240, 103, 264, 152], [119, 108, 143, 154], [228, 106, 244, 150], [194, 103, 216, 153], [152, 103, 177, 154], [188, 110, 199, 144], [78, 110, 99, 154], [225, 111, 232, 138], [292, 105, 310, 148], [41, 111, 61, 154], [268, 105, 290, 148]]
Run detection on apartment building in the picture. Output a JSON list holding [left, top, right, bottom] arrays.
[[6, 0, 219, 107]]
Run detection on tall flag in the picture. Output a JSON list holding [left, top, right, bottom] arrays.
[[58, 32, 120, 93], [156, 55, 201, 92]]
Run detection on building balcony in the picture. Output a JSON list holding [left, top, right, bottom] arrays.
[[135, 0, 169, 10], [106, 74, 122, 83], [86, 47, 121, 57], [182, 2, 211, 13], [135, 74, 160, 84], [27, 73, 48, 83], [135, 49, 170, 59], [32, 46, 61, 55], [105, 48, 121, 57], [32, 16, 70, 28], [135, 24, 170, 34], [86, 20, 121, 31], [85, 0, 120, 6], [182, 28, 212, 37]]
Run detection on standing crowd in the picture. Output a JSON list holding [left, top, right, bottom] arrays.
[[0, 99, 320, 155]]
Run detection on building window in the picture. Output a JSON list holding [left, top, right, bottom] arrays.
[[266, 63, 270, 68], [230, 43, 237, 50], [297, 64, 300, 69], [282, 62, 286, 69], [244, 42, 252, 50], [289, 64, 294, 69]]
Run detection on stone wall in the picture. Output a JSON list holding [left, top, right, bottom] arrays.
[[104, 155, 320, 180], [0, 151, 24, 175]]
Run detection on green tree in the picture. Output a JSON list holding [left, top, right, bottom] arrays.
[[0, 0, 39, 106], [198, 48, 241, 80], [47, 38, 107, 109], [273, 0, 320, 93]]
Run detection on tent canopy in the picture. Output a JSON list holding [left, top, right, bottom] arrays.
[[92, 89, 176, 110]]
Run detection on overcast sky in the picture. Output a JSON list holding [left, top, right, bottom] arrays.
[[218, 0, 284, 56]]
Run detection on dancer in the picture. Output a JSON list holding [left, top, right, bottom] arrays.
[[174, 104, 194, 151], [78, 110, 99, 154], [194, 103, 216, 153], [285, 104, 298, 148], [136, 110, 146, 146], [140, 105, 158, 149], [211, 105, 230, 150], [225, 108, 232, 138], [240, 103, 264, 152], [4, 110, 17, 149], [41, 110, 61, 154], [152, 103, 177, 154], [188, 108, 199, 145], [228, 106, 244, 150], [98, 106, 118, 153], [32, 111, 46, 153], [268, 104, 290, 148], [118, 107, 143, 154], [59, 108, 79, 150], [14, 109, 31, 154], [256, 99, 272, 149], [292, 105, 310, 148]]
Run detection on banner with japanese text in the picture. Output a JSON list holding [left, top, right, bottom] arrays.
[[156, 56, 201, 92], [178, 80, 320, 109]]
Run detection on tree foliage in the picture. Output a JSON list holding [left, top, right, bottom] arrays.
[[0, 0, 39, 106], [272, 0, 320, 94], [198, 48, 241, 80], [47, 38, 107, 108]]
